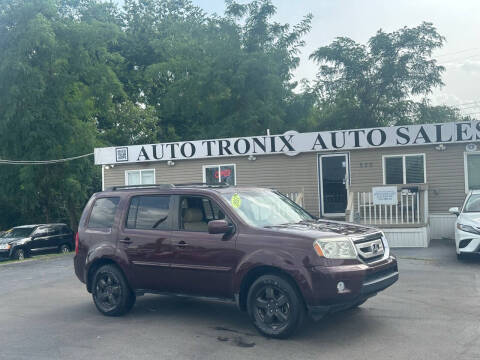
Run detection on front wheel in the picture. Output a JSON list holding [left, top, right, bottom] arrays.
[[58, 244, 70, 254], [92, 265, 136, 316], [13, 248, 25, 261], [247, 274, 305, 339]]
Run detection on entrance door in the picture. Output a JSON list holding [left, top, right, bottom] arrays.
[[319, 154, 349, 216]]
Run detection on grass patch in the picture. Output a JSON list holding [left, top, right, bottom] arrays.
[[0, 252, 72, 266]]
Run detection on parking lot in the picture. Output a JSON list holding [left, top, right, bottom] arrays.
[[0, 239, 479, 360]]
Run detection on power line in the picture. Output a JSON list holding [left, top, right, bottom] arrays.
[[0, 153, 94, 165]]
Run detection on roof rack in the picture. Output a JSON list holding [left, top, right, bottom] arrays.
[[105, 184, 174, 191], [105, 182, 231, 192], [173, 182, 230, 188]]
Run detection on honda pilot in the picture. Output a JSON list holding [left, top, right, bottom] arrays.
[[74, 184, 398, 338]]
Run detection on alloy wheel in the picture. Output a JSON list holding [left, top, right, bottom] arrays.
[[253, 285, 291, 331], [95, 272, 122, 312]]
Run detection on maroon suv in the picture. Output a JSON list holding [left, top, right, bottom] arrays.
[[74, 184, 398, 338]]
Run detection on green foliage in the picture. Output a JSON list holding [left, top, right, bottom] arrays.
[[0, 0, 471, 230], [309, 22, 455, 129]]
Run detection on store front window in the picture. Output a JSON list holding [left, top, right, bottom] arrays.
[[203, 164, 236, 185], [383, 154, 425, 184], [125, 169, 155, 185], [465, 153, 480, 191]]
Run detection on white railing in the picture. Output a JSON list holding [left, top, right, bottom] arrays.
[[275, 187, 305, 207], [355, 190, 423, 225]]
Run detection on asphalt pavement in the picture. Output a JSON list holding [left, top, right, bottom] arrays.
[[0, 240, 479, 360]]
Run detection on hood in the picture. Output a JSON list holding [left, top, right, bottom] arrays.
[[458, 212, 480, 225], [0, 236, 29, 245], [263, 219, 382, 240]]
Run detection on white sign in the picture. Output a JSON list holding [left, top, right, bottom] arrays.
[[372, 186, 398, 205], [94, 120, 480, 165]]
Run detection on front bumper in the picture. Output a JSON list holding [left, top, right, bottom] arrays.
[[0, 249, 12, 258], [455, 230, 480, 254], [307, 256, 398, 320]]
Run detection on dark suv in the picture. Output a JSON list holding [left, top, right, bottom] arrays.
[[0, 224, 74, 260], [74, 184, 398, 338]]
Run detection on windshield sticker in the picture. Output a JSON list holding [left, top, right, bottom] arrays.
[[231, 193, 242, 208]]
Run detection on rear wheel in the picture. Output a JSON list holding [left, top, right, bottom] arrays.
[[13, 248, 25, 261], [58, 244, 70, 254], [247, 274, 305, 339], [92, 265, 136, 316]]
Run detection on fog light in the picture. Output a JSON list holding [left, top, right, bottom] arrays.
[[337, 281, 345, 292]]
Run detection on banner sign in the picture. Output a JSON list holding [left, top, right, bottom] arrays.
[[94, 121, 480, 165], [372, 186, 398, 205]]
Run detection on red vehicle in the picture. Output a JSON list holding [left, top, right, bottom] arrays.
[[74, 184, 398, 338]]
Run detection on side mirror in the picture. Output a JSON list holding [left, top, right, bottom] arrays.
[[208, 220, 232, 235], [449, 207, 460, 216]]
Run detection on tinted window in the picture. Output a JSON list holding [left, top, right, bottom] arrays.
[[34, 227, 49, 237], [126, 195, 171, 230], [88, 197, 120, 229], [385, 157, 403, 184], [49, 226, 60, 236], [405, 155, 424, 183], [60, 225, 72, 234]]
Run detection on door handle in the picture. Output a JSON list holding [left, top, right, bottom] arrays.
[[119, 238, 132, 244], [176, 241, 188, 249]]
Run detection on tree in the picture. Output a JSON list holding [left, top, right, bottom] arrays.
[[0, 0, 122, 229], [309, 22, 447, 129]]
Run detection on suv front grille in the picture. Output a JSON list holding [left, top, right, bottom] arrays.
[[353, 234, 386, 263]]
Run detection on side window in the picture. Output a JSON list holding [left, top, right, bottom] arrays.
[[181, 196, 227, 232], [201, 198, 226, 221], [34, 226, 49, 237], [126, 195, 171, 230], [49, 226, 60, 236], [61, 225, 72, 234], [88, 197, 120, 229]]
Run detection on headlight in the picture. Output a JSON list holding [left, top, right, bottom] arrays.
[[313, 238, 357, 259], [457, 223, 480, 235]]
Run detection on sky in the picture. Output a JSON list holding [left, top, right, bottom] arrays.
[[192, 0, 480, 117]]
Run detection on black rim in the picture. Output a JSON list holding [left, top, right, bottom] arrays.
[[253, 285, 291, 331], [17, 250, 24, 260], [95, 272, 122, 311]]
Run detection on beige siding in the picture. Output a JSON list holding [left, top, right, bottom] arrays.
[[103, 141, 479, 218], [104, 153, 321, 216], [350, 143, 477, 214]]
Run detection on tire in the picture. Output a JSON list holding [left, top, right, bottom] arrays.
[[247, 274, 305, 339], [13, 248, 25, 261], [58, 244, 70, 254], [92, 264, 136, 316]]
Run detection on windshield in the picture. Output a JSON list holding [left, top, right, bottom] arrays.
[[5, 227, 35, 238], [221, 190, 313, 227], [464, 194, 480, 213]]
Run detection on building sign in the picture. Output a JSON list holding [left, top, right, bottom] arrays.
[[372, 186, 398, 205], [94, 121, 480, 165]]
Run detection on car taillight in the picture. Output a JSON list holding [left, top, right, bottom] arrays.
[[75, 232, 79, 255]]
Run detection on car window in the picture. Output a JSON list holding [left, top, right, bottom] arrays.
[[34, 227, 49, 237], [180, 196, 227, 232], [88, 197, 120, 229], [49, 226, 60, 236], [464, 194, 480, 212], [61, 225, 72, 234], [126, 195, 171, 230]]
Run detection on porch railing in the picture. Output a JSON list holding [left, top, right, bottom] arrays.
[[347, 184, 428, 226], [274, 186, 305, 207]]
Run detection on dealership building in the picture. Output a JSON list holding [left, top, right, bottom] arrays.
[[95, 120, 480, 247]]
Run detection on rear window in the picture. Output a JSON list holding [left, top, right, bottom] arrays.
[[126, 195, 171, 230], [88, 197, 120, 229]]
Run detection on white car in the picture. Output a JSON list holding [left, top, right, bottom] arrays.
[[449, 190, 480, 259]]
